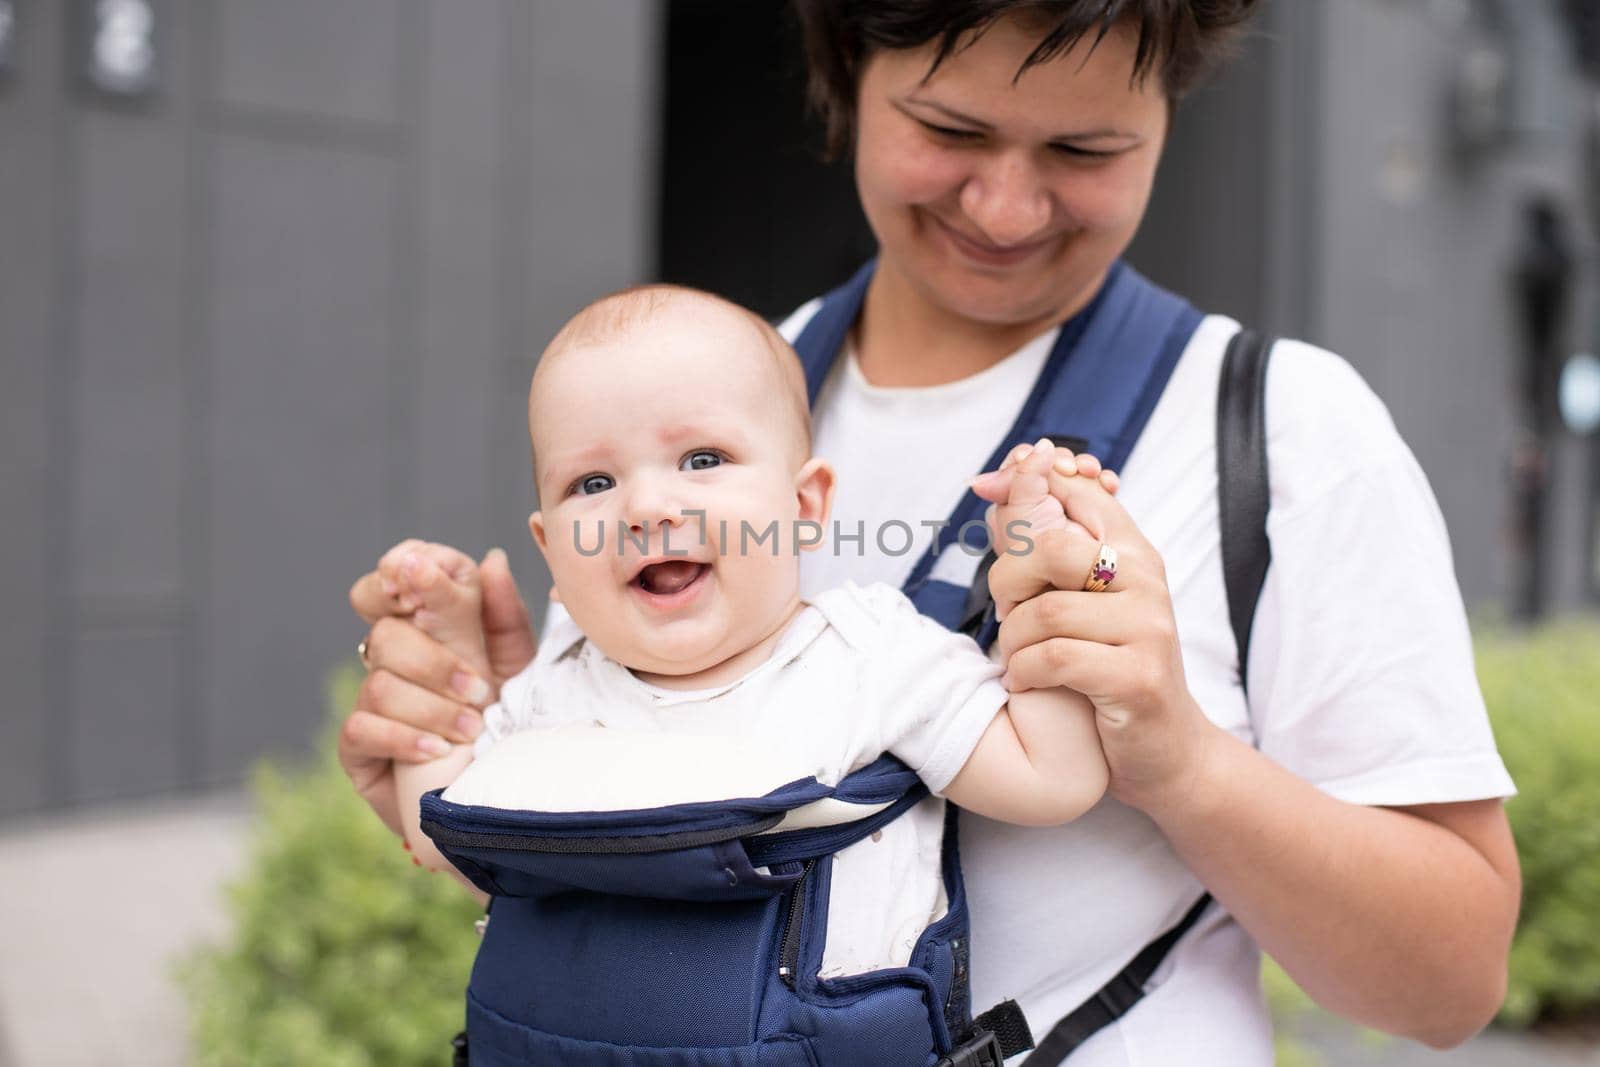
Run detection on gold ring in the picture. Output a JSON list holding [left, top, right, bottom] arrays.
[[358, 638, 373, 670], [1083, 544, 1118, 592]]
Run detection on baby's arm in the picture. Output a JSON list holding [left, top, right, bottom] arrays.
[[943, 442, 1111, 825], [943, 687, 1107, 826], [379, 542, 493, 893]]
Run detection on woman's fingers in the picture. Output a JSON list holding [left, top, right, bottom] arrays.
[[339, 703, 449, 767], [993, 588, 1134, 659], [987, 523, 1104, 616], [357, 661, 485, 749], [335, 710, 406, 836], [364, 615, 494, 708], [999, 635, 1125, 698]]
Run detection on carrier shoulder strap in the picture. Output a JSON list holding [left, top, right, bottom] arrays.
[[1017, 327, 1275, 1066]]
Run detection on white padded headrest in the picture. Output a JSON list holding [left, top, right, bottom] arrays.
[[442, 726, 876, 826]]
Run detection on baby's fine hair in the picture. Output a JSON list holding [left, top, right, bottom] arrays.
[[537, 283, 812, 460]]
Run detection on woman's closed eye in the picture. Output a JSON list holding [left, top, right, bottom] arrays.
[[920, 119, 981, 143], [1049, 142, 1118, 161], [920, 119, 1119, 161]]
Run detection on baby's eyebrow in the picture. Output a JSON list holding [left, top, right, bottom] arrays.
[[542, 444, 612, 486], [656, 423, 748, 449]]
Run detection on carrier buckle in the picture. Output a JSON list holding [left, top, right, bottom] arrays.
[[935, 1027, 1005, 1067], [450, 1029, 469, 1067]]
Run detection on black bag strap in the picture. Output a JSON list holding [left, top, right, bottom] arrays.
[[1019, 327, 1275, 1065], [1217, 328, 1275, 695]]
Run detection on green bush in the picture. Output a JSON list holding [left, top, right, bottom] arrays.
[[179, 664, 482, 1067], [1262, 956, 1326, 1067], [1478, 617, 1600, 1027]]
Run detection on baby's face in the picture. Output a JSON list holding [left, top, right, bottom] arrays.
[[528, 302, 829, 679]]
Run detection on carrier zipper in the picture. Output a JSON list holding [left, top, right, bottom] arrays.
[[419, 812, 782, 855], [777, 859, 816, 989]]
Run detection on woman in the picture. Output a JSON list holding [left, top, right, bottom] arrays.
[[344, 3, 1520, 1063]]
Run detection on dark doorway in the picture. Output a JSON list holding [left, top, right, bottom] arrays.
[[658, 0, 876, 321]]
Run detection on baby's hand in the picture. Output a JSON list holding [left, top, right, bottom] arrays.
[[970, 440, 1116, 621], [376, 540, 488, 677], [969, 441, 1120, 503], [993, 439, 1070, 550]]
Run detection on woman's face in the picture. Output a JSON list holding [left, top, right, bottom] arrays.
[[853, 17, 1169, 330]]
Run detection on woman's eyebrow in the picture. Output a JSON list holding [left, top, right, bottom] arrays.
[[900, 95, 994, 130], [900, 95, 1140, 142]]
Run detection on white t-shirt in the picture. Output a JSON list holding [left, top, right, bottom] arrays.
[[448, 579, 1009, 979], [768, 300, 1515, 1065]]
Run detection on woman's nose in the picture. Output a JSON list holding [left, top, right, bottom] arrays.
[[959, 151, 1053, 248]]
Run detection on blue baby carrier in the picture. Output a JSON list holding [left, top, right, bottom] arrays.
[[423, 260, 1276, 1065]]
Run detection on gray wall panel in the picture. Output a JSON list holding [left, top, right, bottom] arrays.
[[1128, 27, 1271, 330], [71, 111, 188, 600], [414, 0, 504, 554], [3, 1, 674, 817], [1141, 0, 1593, 611], [504, 0, 663, 605], [1314, 1, 1582, 609], [200, 135, 397, 781], [67, 626, 184, 803], [0, 0, 66, 814], [216, 0, 402, 126]]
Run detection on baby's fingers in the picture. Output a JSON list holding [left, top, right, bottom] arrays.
[[400, 550, 489, 676], [994, 441, 1067, 548], [1049, 451, 1120, 494], [378, 538, 429, 611]]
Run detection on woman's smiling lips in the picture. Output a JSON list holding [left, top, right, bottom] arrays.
[[929, 213, 1057, 268]]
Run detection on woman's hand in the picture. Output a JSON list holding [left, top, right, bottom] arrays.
[[970, 443, 1218, 814], [343, 542, 537, 835]]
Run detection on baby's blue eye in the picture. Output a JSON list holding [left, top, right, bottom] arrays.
[[576, 474, 614, 496], [681, 450, 723, 471]]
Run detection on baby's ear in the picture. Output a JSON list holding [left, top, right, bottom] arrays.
[[794, 458, 836, 533], [528, 510, 548, 554]]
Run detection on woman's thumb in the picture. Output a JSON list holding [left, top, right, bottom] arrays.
[[480, 548, 536, 681]]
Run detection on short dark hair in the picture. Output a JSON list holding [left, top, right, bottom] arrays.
[[793, 0, 1261, 157]]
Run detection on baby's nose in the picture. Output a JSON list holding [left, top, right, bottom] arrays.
[[623, 481, 685, 539]]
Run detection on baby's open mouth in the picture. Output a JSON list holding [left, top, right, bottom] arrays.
[[634, 560, 709, 596]]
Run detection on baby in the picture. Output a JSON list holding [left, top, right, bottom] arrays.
[[389, 284, 1110, 978]]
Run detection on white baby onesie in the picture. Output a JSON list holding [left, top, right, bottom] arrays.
[[445, 579, 1009, 978]]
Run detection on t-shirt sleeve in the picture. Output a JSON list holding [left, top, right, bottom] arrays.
[[849, 582, 1010, 795], [1247, 347, 1515, 806]]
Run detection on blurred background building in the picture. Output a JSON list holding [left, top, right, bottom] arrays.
[[3, 0, 1599, 821]]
